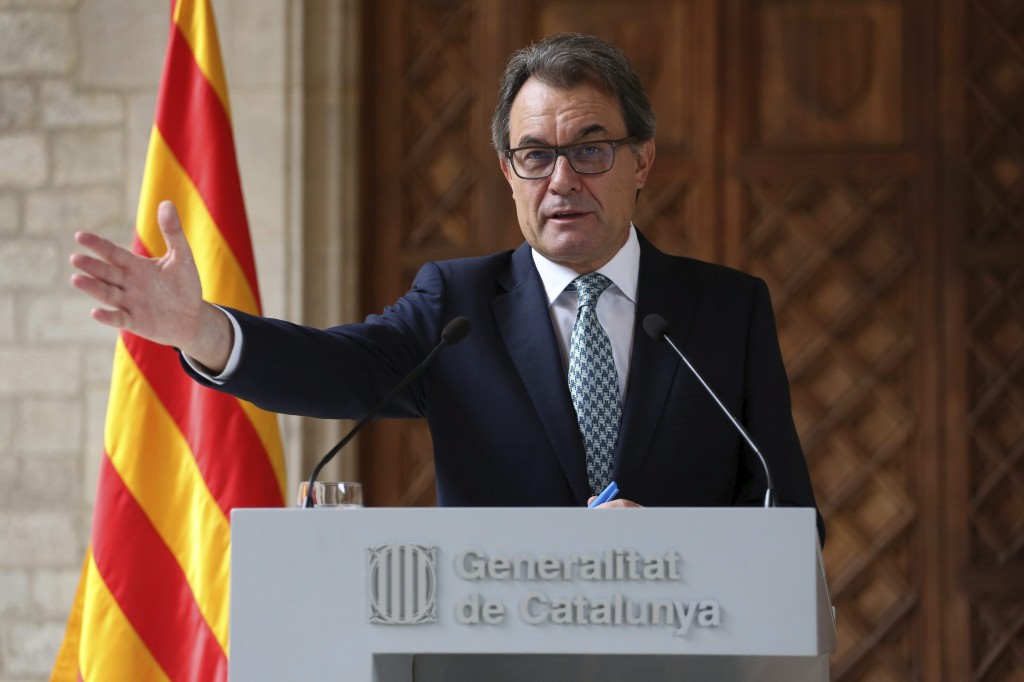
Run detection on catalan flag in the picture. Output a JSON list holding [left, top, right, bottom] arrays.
[[51, 1, 286, 679]]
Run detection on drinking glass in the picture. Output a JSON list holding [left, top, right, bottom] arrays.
[[296, 481, 363, 508]]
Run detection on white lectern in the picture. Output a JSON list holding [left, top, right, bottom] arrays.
[[230, 508, 836, 681]]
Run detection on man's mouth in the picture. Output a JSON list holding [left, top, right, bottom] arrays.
[[549, 211, 587, 220]]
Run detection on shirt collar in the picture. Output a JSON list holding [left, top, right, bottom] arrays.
[[531, 225, 640, 305]]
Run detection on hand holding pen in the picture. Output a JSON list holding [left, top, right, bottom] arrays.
[[588, 481, 619, 508]]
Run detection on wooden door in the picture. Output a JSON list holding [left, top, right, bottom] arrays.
[[725, 2, 942, 679], [355, 0, 1024, 678], [944, 1, 1024, 679]]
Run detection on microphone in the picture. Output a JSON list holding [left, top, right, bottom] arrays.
[[642, 314, 776, 507], [302, 316, 471, 507]]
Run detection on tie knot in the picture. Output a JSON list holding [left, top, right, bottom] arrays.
[[570, 273, 613, 307]]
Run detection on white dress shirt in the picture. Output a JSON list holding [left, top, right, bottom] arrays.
[[531, 226, 640, 401]]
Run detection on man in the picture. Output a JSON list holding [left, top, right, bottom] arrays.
[[70, 33, 824, 543]]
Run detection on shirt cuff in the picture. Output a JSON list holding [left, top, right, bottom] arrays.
[[181, 305, 243, 384]]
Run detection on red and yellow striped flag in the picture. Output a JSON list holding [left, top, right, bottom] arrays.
[[52, 1, 286, 679]]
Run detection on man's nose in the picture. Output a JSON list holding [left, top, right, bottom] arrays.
[[548, 154, 582, 193]]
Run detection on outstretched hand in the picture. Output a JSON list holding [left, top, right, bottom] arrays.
[[70, 200, 233, 371]]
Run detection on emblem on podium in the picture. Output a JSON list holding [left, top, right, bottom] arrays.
[[368, 544, 438, 625]]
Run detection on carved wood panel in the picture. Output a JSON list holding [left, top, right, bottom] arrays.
[[755, 1, 907, 147], [355, 0, 1024, 677], [740, 175, 923, 680], [729, 2, 936, 678], [957, 0, 1024, 678], [360, 0, 511, 506]]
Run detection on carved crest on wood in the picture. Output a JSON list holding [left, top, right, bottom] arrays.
[[782, 13, 875, 118]]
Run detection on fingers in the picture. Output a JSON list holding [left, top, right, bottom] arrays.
[[74, 230, 135, 269], [592, 499, 643, 509], [70, 270, 130, 330], [70, 271, 123, 310], [70, 252, 123, 288], [70, 200, 186, 302], [70, 233, 130, 329], [69, 200, 200, 342], [69, 245, 129, 315], [90, 306, 129, 329], [157, 200, 193, 259], [587, 496, 639, 508]]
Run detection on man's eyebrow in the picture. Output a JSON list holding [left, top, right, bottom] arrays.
[[514, 124, 612, 148], [515, 134, 549, 147], [573, 124, 609, 141]]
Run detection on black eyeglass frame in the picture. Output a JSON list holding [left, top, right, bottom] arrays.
[[503, 136, 637, 180]]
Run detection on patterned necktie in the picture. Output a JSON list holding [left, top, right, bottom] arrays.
[[567, 273, 621, 495]]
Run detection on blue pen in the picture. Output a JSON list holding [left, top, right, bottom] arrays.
[[588, 480, 619, 508]]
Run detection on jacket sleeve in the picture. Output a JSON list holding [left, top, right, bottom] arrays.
[[179, 262, 451, 420]]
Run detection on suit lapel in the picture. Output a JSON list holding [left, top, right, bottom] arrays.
[[614, 233, 700, 487], [492, 244, 590, 502]]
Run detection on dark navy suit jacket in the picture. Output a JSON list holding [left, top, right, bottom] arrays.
[[187, 232, 824, 543]]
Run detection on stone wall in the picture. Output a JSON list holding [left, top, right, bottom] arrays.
[[0, 1, 302, 678]]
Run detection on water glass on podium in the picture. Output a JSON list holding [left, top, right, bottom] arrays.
[[297, 481, 363, 508]]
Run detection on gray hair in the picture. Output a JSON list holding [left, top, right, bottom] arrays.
[[491, 33, 656, 153]]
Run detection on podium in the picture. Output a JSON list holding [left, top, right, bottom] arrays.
[[230, 507, 836, 681]]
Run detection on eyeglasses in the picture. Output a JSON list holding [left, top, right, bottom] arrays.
[[504, 137, 635, 180]]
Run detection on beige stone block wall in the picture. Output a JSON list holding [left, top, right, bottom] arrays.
[[0, 0, 305, 678]]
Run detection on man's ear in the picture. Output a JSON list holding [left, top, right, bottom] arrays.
[[499, 155, 514, 187], [634, 139, 656, 190]]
